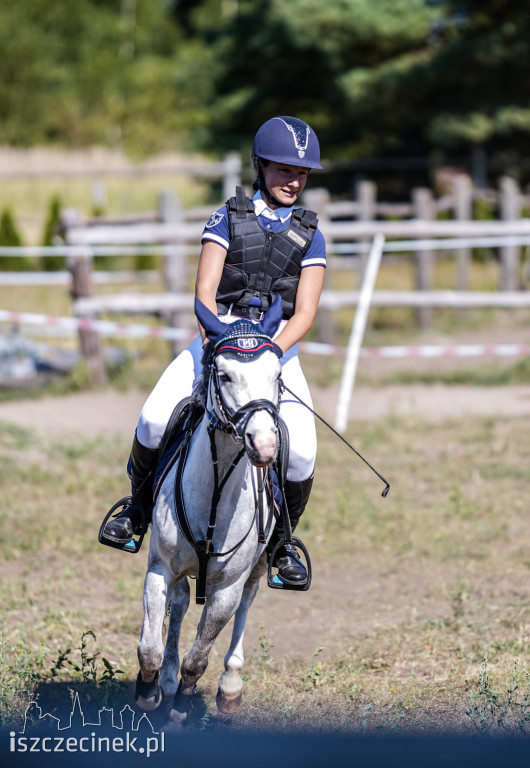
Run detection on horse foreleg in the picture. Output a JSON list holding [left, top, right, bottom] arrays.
[[136, 564, 172, 711], [159, 577, 190, 700], [168, 579, 245, 726], [217, 553, 267, 714]]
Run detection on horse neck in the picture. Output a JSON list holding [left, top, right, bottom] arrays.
[[181, 415, 257, 548], [187, 414, 250, 491]]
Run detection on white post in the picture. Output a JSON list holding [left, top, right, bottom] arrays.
[[334, 233, 385, 432]]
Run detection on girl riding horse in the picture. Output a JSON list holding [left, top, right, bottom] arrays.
[[103, 115, 326, 586]]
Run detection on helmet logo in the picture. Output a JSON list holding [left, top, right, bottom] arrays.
[[278, 117, 310, 152]]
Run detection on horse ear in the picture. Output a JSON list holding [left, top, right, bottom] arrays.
[[194, 298, 227, 342], [258, 295, 283, 338]]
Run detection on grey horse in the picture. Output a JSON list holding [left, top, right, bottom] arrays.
[[135, 298, 283, 728]]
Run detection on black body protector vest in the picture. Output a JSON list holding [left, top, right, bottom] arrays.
[[215, 186, 319, 319]]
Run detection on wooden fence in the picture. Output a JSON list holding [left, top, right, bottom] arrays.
[[3, 174, 528, 383]]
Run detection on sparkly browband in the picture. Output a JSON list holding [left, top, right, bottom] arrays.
[[213, 320, 275, 359]]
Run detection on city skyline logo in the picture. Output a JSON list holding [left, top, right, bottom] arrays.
[[10, 691, 165, 757]]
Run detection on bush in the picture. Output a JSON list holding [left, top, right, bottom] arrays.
[[0, 208, 32, 271]]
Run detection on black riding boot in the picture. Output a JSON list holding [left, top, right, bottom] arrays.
[[103, 432, 159, 544], [270, 474, 314, 584]]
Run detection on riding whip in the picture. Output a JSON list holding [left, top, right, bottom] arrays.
[[281, 382, 390, 498]]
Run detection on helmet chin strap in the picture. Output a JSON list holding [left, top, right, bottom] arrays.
[[257, 161, 290, 209]]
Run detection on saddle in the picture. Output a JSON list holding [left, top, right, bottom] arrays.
[[100, 397, 311, 594], [152, 397, 204, 503]]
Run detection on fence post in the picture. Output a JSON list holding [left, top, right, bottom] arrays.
[[91, 181, 107, 215], [412, 187, 435, 327], [159, 189, 187, 356], [356, 180, 377, 281], [334, 234, 385, 432], [500, 176, 521, 291], [67, 245, 107, 385], [303, 187, 335, 343], [454, 174, 473, 291], [222, 152, 242, 199]]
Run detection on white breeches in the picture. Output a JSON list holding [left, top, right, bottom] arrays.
[[137, 331, 316, 483]]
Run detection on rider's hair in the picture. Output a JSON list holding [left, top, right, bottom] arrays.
[[251, 154, 268, 192]]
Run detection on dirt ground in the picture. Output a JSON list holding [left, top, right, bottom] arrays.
[[0, 382, 529, 440]]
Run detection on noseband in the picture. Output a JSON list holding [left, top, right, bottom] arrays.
[[206, 356, 282, 443]]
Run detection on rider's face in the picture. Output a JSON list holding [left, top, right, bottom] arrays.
[[261, 161, 309, 208]]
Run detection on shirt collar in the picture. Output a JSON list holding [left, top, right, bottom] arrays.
[[252, 191, 293, 223]]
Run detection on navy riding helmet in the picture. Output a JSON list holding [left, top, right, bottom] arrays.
[[252, 116, 322, 170]]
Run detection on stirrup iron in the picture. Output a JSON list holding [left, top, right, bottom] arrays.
[[98, 496, 146, 554], [267, 536, 312, 591]]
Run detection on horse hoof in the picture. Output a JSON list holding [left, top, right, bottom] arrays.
[[163, 714, 186, 733], [135, 671, 163, 712], [216, 688, 242, 714]]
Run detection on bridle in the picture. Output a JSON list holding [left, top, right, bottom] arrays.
[[205, 353, 282, 442]]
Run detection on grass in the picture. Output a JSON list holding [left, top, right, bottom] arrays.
[[1, 406, 530, 735], [359, 355, 530, 387]]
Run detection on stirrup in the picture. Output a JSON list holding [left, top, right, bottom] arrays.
[[98, 496, 146, 554], [267, 536, 312, 591]]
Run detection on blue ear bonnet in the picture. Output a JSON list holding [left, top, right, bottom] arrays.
[[194, 294, 283, 359]]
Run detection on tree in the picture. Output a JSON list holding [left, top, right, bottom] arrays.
[[1, 0, 529, 183], [170, 0, 438, 156], [173, 0, 530, 184]]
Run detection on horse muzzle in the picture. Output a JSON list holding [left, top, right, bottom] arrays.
[[244, 414, 278, 467], [228, 399, 279, 467]]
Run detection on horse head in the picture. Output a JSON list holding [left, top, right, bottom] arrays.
[[195, 297, 283, 467]]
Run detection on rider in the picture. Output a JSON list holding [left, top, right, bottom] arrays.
[[103, 116, 326, 585]]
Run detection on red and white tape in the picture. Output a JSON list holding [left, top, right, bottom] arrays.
[[300, 340, 530, 358], [0, 309, 528, 359], [0, 309, 195, 342]]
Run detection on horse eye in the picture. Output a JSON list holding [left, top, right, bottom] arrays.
[[219, 372, 231, 383]]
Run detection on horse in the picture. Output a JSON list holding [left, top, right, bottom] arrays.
[[134, 297, 284, 727]]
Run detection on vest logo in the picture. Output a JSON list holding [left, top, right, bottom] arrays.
[[205, 212, 224, 228], [237, 337, 259, 349], [287, 230, 306, 248]]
